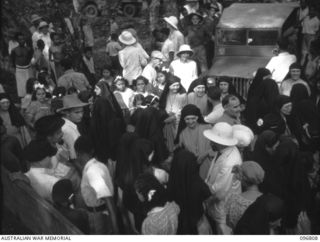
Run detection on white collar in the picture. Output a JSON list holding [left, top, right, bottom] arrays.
[[63, 118, 77, 130]]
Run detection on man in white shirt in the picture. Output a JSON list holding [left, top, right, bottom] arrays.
[[266, 39, 296, 85], [205, 87, 224, 124], [118, 31, 148, 85], [142, 50, 165, 87], [23, 139, 61, 202], [203, 122, 242, 234], [74, 136, 118, 234], [57, 94, 88, 161]]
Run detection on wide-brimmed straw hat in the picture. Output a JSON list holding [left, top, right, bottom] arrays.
[[30, 14, 42, 23], [163, 16, 179, 29], [57, 94, 89, 113], [232, 124, 254, 148], [118, 31, 137, 46], [177, 44, 194, 57], [203, 122, 238, 146]]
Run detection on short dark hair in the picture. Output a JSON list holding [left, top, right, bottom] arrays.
[[277, 38, 289, 51], [222, 94, 239, 107], [26, 78, 38, 94], [37, 39, 45, 49], [50, 32, 59, 41], [134, 173, 168, 211], [60, 58, 73, 70], [132, 76, 149, 87], [74, 135, 94, 155], [207, 86, 221, 101], [111, 33, 118, 41], [15, 32, 24, 40], [160, 28, 170, 37], [84, 46, 93, 53]]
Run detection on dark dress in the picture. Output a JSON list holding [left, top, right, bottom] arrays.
[[168, 149, 211, 234], [54, 205, 90, 234], [245, 68, 278, 133], [234, 193, 285, 235], [271, 138, 312, 229], [134, 107, 169, 166]]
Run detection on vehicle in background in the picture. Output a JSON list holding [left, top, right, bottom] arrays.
[[79, 0, 143, 18], [208, 2, 299, 98]]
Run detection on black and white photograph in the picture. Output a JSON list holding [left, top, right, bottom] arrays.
[[1, 0, 320, 237]]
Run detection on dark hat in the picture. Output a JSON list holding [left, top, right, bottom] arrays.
[[52, 179, 73, 204], [34, 114, 65, 137], [188, 12, 204, 21], [0, 93, 10, 102], [276, 95, 291, 110], [23, 139, 57, 162], [181, 104, 201, 119], [219, 76, 232, 84], [167, 74, 181, 86], [188, 77, 206, 93]]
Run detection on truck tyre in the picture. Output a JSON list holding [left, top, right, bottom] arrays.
[[83, 3, 99, 18], [123, 3, 137, 17]]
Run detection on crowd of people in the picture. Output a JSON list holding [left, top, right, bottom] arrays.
[[1, 0, 320, 236]]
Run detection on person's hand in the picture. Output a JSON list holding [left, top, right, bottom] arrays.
[[197, 152, 209, 164], [296, 211, 311, 234]]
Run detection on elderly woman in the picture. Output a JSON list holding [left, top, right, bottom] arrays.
[[175, 104, 211, 179], [224, 161, 265, 233]]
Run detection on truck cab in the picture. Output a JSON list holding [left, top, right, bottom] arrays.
[[208, 3, 299, 98]]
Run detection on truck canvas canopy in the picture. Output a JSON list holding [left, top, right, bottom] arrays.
[[218, 3, 298, 29]]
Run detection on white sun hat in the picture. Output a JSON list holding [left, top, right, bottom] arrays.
[[203, 122, 238, 146], [232, 124, 254, 148], [118, 30, 137, 46], [177, 44, 194, 57], [163, 16, 179, 29]]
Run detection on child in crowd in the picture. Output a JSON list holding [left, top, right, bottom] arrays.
[[25, 84, 51, 129], [132, 76, 151, 97], [151, 68, 168, 98], [106, 33, 122, 75], [113, 76, 134, 110], [99, 67, 114, 89], [21, 78, 38, 112], [37, 68, 56, 93], [134, 173, 180, 235], [113, 76, 134, 123]]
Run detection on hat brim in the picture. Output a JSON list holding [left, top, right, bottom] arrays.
[[203, 130, 238, 146], [56, 103, 89, 113], [164, 18, 178, 29], [188, 13, 204, 20], [177, 50, 194, 57], [118, 36, 137, 46], [31, 17, 42, 23]]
